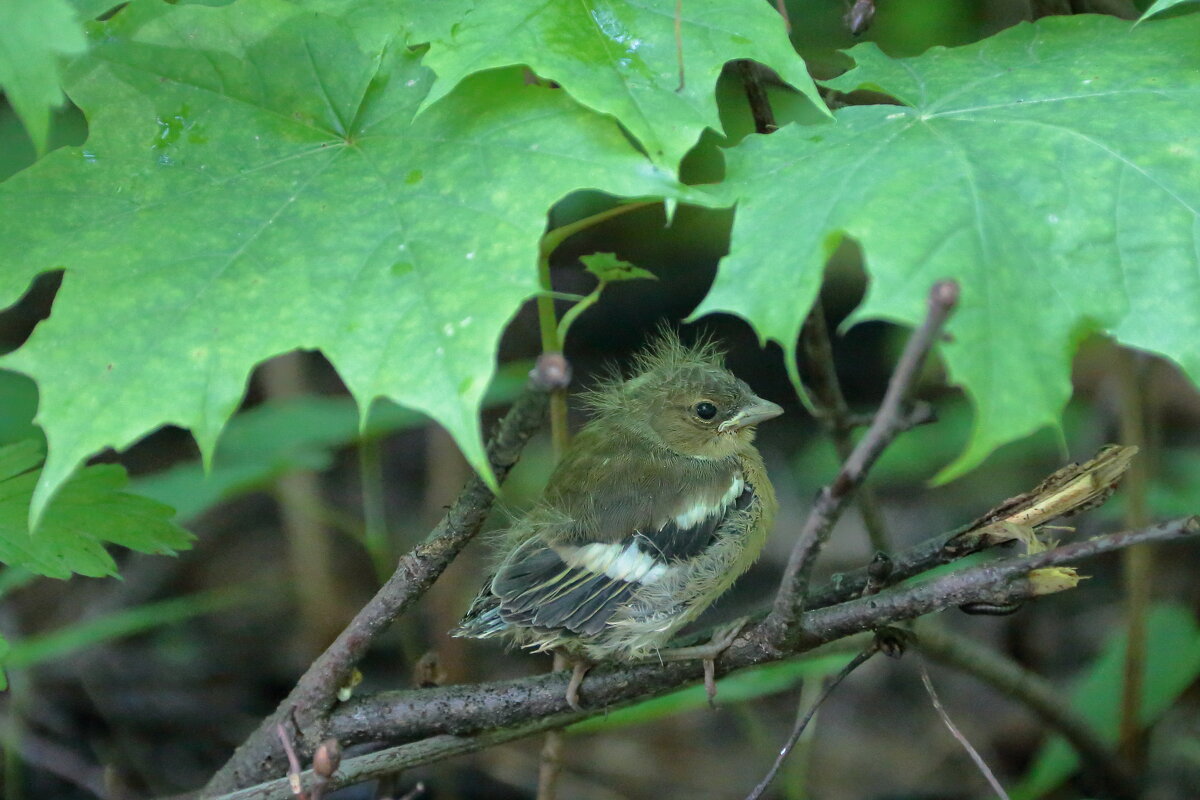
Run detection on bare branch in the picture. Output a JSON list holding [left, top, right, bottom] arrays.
[[737, 60, 777, 135], [767, 280, 960, 641], [915, 622, 1138, 799], [202, 376, 553, 796], [799, 296, 892, 553], [745, 640, 880, 800], [918, 661, 1011, 800]]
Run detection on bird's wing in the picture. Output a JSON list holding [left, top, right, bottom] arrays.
[[489, 463, 753, 637]]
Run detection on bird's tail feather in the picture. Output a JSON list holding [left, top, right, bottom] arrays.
[[451, 592, 507, 638]]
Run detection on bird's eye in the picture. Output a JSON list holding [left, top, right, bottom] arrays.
[[694, 401, 718, 421]]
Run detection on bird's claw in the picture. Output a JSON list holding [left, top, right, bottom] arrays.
[[565, 660, 591, 711], [658, 616, 751, 706]]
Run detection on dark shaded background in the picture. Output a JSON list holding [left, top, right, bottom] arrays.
[[2, 1, 1199, 798]]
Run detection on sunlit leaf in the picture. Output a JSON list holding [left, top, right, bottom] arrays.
[[421, 0, 825, 168], [699, 14, 1200, 481], [0, 0, 701, 527], [0, 0, 88, 152]]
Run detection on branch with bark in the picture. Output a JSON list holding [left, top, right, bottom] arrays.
[[211, 517, 1199, 800], [198, 281, 1197, 800]]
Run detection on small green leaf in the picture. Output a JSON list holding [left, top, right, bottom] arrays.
[[580, 252, 658, 284], [1011, 604, 1200, 799], [0, 440, 193, 578], [421, 0, 826, 168], [0, 0, 88, 153]]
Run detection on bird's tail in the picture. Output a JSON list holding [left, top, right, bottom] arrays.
[[451, 590, 507, 638]]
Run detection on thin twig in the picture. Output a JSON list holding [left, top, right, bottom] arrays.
[[736, 61, 777, 134], [213, 715, 585, 800], [203, 378, 555, 795], [744, 643, 879, 800], [774, 0, 792, 32], [918, 661, 1010, 800], [674, 0, 685, 91], [767, 280, 959, 641], [276, 723, 307, 800], [799, 296, 891, 552], [915, 621, 1137, 799]]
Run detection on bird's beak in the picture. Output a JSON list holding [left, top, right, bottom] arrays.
[[719, 397, 784, 432]]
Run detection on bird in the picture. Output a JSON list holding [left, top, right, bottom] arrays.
[[453, 329, 782, 708]]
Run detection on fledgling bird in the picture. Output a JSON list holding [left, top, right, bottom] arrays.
[[453, 330, 782, 706]]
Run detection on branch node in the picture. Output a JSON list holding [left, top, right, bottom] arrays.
[[874, 626, 912, 659], [930, 278, 960, 311], [530, 352, 572, 391]]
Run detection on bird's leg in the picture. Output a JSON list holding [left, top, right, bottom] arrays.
[[561, 653, 593, 711], [656, 617, 749, 706]]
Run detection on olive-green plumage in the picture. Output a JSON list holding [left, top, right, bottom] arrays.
[[454, 331, 781, 661]]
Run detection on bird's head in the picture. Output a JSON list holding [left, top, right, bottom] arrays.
[[584, 329, 783, 460]]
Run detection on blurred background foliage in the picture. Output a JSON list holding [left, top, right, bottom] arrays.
[[2, 0, 1200, 799]]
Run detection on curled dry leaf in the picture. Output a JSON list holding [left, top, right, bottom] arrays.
[[947, 444, 1138, 554]]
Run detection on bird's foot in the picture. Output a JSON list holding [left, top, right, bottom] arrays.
[[565, 659, 592, 711], [657, 617, 749, 706]]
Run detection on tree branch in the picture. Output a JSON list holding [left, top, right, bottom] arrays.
[[202, 368, 557, 796], [312, 518, 1197, 755], [207, 518, 1198, 800], [766, 280, 959, 642]]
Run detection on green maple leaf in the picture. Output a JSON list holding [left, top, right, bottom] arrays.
[[0, 440, 192, 579], [0, 0, 88, 153], [420, 0, 825, 168], [696, 13, 1200, 479], [0, 0, 702, 526]]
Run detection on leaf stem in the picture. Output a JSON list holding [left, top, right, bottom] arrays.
[[1116, 348, 1152, 765], [535, 200, 657, 456]]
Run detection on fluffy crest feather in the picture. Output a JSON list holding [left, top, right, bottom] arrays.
[[579, 326, 727, 417]]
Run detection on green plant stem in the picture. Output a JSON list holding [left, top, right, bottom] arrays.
[[533, 200, 654, 800], [536, 201, 656, 457], [358, 437, 391, 583], [535, 251, 570, 457], [1116, 348, 1151, 764], [539, 202, 656, 261], [555, 287, 602, 345], [533, 273, 565, 799]]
